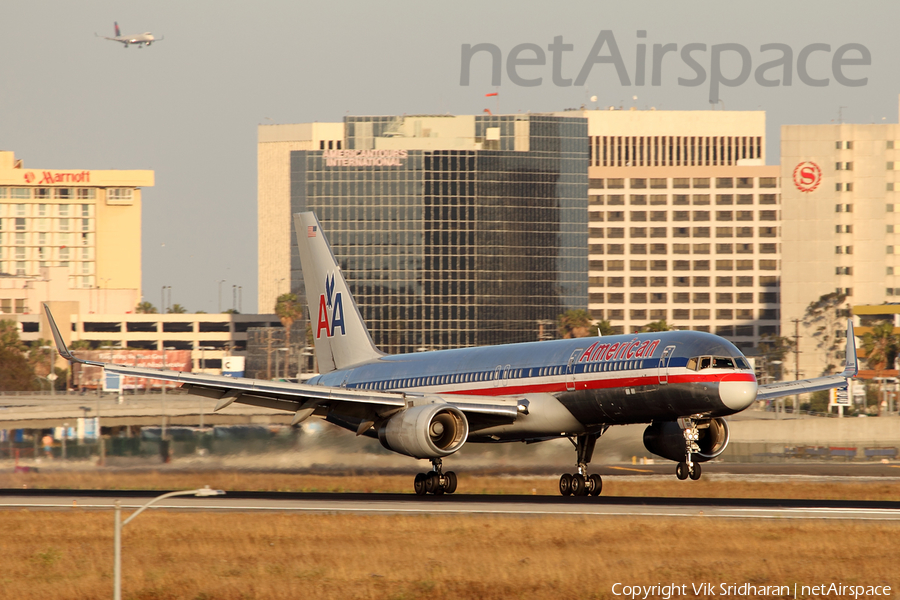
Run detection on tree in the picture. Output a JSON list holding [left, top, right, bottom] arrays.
[[167, 304, 187, 314], [135, 301, 157, 314], [861, 321, 899, 372], [861, 320, 899, 416], [596, 320, 614, 336], [0, 320, 37, 391], [641, 319, 671, 332], [800, 292, 850, 376], [275, 293, 304, 376], [223, 308, 240, 314], [557, 310, 598, 339], [756, 334, 794, 383]]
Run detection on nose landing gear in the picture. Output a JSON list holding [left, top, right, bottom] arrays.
[[676, 417, 703, 481], [413, 458, 457, 496]]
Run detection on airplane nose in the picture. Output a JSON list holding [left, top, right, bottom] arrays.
[[718, 377, 758, 411]]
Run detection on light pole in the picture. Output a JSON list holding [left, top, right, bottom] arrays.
[[114, 487, 225, 600], [161, 286, 171, 313], [41, 345, 55, 396], [217, 280, 226, 313]]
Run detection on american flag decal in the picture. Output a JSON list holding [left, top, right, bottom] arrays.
[[308, 225, 317, 237]]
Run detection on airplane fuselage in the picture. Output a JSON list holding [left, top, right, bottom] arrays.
[[310, 330, 758, 441]]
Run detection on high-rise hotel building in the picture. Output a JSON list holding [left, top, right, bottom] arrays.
[[0, 151, 152, 314], [259, 114, 588, 354], [562, 109, 781, 350], [781, 112, 900, 378]]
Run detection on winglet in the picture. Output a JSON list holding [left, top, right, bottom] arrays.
[[42, 303, 79, 363], [840, 319, 858, 378]]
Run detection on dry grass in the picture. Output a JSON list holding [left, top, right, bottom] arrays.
[[1, 510, 897, 600], [1, 470, 899, 501]]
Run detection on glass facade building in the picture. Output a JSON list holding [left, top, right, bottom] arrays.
[[289, 114, 588, 354]]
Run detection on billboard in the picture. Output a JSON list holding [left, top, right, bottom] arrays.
[[72, 350, 192, 390]]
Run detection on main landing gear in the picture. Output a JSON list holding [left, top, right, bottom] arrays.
[[413, 458, 457, 496], [675, 417, 703, 481], [559, 430, 606, 497]]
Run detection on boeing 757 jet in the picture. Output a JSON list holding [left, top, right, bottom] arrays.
[[44, 212, 857, 497], [97, 22, 162, 48]]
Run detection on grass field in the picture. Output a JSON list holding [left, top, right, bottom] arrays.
[[1, 469, 899, 501], [2, 511, 897, 600]]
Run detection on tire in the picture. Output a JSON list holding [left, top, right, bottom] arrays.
[[414, 472, 427, 496], [424, 472, 439, 494], [444, 471, 458, 494], [558, 473, 573, 496], [676, 462, 689, 480], [689, 463, 702, 481], [571, 473, 587, 496], [589, 474, 603, 496]]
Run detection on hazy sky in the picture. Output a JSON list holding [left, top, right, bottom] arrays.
[[1, 1, 898, 314]]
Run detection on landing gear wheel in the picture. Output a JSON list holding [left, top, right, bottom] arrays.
[[676, 462, 689, 480], [433, 481, 445, 495], [414, 472, 427, 496], [689, 463, 702, 481], [559, 473, 573, 496], [589, 474, 603, 496], [444, 471, 458, 494], [571, 473, 587, 496], [424, 471, 439, 494]]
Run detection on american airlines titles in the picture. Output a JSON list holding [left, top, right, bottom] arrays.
[[578, 339, 660, 363], [323, 149, 407, 167]]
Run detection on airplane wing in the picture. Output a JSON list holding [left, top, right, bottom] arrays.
[[755, 320, 858, 401], [43, 304, 520, 429]]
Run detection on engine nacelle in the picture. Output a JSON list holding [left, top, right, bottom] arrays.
[[378, 404, 468, 459], [642, 418, 729, 463]]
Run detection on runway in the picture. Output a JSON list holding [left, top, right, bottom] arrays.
[[2, 489, 899, 521]]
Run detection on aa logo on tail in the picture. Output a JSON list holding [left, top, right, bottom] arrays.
[[316, 273, 345, 339]]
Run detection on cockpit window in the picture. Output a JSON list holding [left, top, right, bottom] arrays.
[[688, 355, 746, 370], [713, 357, 734, 369]]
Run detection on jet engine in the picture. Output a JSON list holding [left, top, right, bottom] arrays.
[[378, 404, 469, 459], [642, 418, 729, 463]]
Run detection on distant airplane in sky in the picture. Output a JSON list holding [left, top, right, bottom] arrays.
[[44, 213, 858, 498], [97, 22, 162, 48]]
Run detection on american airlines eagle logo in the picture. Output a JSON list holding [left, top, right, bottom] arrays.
[[316, 273, 345, 339]]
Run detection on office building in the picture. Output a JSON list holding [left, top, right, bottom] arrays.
[[565, 109, 781, 350], [260, 114, 588, 354]]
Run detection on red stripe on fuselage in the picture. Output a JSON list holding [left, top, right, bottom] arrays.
[[433, 371, 756, 397]]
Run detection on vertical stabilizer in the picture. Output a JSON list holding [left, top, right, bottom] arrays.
[[114, 21, 121, 37], [293, 212, 383, 373]]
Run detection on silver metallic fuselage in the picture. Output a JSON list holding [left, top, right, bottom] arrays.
[[310, 329, 758, 441]]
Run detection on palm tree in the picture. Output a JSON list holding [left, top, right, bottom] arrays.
[[557, 310, 598, 339], [641, 319, 671, 332], [166, 304, 187, 314], [862, 321, 899, 415], [135, 301, 157, 314], [275, 293, 304, 376]]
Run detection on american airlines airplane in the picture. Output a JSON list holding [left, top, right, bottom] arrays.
[[44, 212, 857, 497], [97, 22, 162, 48]]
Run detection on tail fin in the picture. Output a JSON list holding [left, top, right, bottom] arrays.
[[293, 212, 383, 373], [114, 22, 121, 37]]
